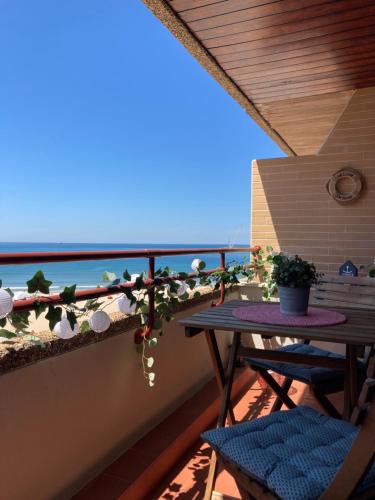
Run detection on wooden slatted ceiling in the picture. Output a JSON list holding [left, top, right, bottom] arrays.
[[157, 0, 375, 155]]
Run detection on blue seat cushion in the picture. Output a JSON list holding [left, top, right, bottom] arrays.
[[202, 406, 375, 500], [245, 343, 366, 388]]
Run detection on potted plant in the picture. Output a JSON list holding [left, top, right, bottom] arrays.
[[271, 253, 321, 316], [360, 260, 375, 278]]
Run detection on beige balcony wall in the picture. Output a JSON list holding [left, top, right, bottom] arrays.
[[0, 293, 244, 500], [252, 87, 375, 275]]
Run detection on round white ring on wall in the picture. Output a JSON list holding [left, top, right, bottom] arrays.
[[326, 167, 364, 203]]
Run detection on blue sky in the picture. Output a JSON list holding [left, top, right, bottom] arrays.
[[0, 0, 284, 244]]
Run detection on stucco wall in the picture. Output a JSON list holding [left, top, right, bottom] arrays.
[[0, 296, 236, 500], [251, 87, 375, 274]]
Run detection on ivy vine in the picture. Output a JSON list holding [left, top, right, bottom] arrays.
[[0, 256, 257, 386]]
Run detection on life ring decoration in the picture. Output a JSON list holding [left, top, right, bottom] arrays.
[[326, 167, 364, 204]]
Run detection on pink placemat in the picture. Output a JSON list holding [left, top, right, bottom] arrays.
[[233, 304, 346, 327]]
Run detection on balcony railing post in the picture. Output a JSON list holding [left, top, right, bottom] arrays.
[[212, 252, 226, 307], [147, 256, 155, 336], [219, 252, 225, 305]]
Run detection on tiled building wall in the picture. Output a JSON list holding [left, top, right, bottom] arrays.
[[251, 88, 375, 274]]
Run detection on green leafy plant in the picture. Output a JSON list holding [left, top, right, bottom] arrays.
[[360, 262, 375, 278], [255, 249, 322, 300], [270, 253, 321, 289], [0, 272, 102, 345], [26, 271, 53, 294], [249, 246, 278, 300], [0, 255, 258, 386], [251, 246, 273, 281], [120, 259, 255, 386]]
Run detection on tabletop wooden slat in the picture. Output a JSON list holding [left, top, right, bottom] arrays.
[[179, 300, 375, 345]]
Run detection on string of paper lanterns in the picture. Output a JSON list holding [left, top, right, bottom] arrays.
[[191, 258, 203, 272], [175, 280, 188, 297], [117, 295, 136, 314], [53, 317, 79, 339], [89, 310, 111, 333], [0, 257, 204, 340], [0, 289, 13, 318]]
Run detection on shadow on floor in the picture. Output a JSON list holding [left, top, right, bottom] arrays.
[[157, 444, 211, 500]]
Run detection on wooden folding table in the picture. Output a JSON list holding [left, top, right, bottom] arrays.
[[179, 299, 375, 500]]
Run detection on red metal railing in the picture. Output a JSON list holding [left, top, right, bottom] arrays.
[[1, 246, 260, 336]]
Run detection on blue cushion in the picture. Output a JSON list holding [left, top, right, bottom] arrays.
[[245, 343, 366, 387], [202, 406, 375, 500]]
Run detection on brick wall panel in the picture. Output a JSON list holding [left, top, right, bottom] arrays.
[[251, 87, 375, 273]]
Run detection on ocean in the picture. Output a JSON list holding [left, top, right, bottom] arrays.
[[0, 243, 250, 291]]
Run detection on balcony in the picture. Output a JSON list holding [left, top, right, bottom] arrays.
[[0, 247, 261, 499], [0, 245, 366, 500], [2, 1, 375, 499]]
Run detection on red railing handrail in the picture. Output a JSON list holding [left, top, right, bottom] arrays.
[[0, 247, 257, 265]]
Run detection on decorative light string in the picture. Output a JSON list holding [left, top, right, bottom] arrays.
[[0, 251, 265, 386]]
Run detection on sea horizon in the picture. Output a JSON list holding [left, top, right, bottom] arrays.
[[0, 242, 251, 291], [0, 241, 249, 246]]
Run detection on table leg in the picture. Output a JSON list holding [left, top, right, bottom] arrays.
[[344, 344, 359, 419], [204, 329, 236, 425], [204, 331, 241, 500], [217, 332, 241, 427], [349, 344, 358, 409]]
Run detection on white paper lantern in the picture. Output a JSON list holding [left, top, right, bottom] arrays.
[[13, 291, 29, 301], [117, 295, 136, 315], [53, 318, 79, 339], [89, 310, 111, 333], [0, 289, 13, 319], [191, 258, 202, 272], [175, 280, 188, 297]]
